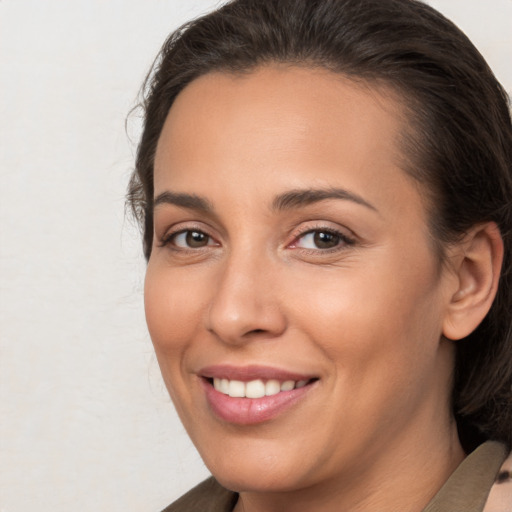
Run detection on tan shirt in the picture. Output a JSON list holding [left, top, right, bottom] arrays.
[[163, 441, 511, 512]]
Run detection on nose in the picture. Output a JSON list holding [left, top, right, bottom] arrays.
[[205, 249, 287, 345]]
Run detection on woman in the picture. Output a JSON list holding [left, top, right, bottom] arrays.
[[128, 0, 512, 510]]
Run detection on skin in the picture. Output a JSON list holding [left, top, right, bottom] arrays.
[[145, 66, 468, 512]]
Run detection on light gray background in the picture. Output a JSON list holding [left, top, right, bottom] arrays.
[[1, 1, 511, 511]]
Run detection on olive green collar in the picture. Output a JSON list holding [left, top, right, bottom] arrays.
[[423, 441, 507, 512]]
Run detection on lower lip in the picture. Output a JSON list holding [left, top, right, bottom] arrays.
[[201, 379, 315, 425]]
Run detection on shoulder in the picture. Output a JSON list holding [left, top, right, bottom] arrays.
[[160, 477, 238, 512], [484, 449, 512, 512]]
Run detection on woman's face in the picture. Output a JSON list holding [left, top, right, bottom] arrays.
[[146, 66, 458, 493]]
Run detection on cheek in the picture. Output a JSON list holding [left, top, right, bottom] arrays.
[[291, 251, 445, 377], [295, 273, 446, 448], [144, 262, 210, 423], [144, 262, 204, 361]]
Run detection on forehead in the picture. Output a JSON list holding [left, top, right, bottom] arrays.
[[154, 65, 419, 221], [156, 65, 406, 164]]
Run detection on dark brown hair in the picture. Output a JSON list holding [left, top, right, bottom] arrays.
[[128, 0, 512, 446]]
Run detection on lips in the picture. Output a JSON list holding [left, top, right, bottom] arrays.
[[199, 365, 318, 425]]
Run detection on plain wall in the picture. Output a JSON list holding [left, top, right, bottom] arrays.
[[1, 1, 511, 511]]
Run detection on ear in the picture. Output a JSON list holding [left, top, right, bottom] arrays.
[[442, 222, 504, 341]]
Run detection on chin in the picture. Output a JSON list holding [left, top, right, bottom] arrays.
[[211, 464, 305, 494], [197, 438, 314, 493]]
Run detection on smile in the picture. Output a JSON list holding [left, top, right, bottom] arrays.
[[212, 378, 309, 398], [199, 366, 318, 425]]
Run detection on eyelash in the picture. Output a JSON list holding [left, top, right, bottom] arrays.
[[158, 225, 356, 253]]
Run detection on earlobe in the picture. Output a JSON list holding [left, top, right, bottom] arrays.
[[442, 222, 504, 341]]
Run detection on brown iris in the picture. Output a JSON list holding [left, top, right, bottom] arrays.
[[313, 231, 340, 249], [185, 230, 209, 248]]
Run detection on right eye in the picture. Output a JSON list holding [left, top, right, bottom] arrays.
[[166, 229, 217, 249]]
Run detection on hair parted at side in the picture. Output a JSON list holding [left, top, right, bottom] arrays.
[[127, 0, 512, 446]]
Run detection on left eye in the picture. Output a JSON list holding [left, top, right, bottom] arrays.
[[294, 230, 345, 250], [172, 230, 215, 248]]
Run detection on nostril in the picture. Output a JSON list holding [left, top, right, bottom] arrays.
[[206, 289, 287, 344]]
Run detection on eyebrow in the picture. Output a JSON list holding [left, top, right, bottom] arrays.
[[272, 188, 378, 213], [153, 187, 378, 214], [153, 191, 214, 213]]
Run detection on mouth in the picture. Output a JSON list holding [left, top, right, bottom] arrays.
[[199, 365, 319, 425]]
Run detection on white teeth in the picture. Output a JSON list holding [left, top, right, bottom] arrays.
[[246, 379, 266, 398], [265, 379, 281, 396], [220, 378, 230, 394], [212, 377, 310, 397], [280, 380, 295, 392], [228, 380, 246, 397]]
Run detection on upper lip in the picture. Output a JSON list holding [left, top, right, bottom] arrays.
[[199, 364, 317, 382]]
